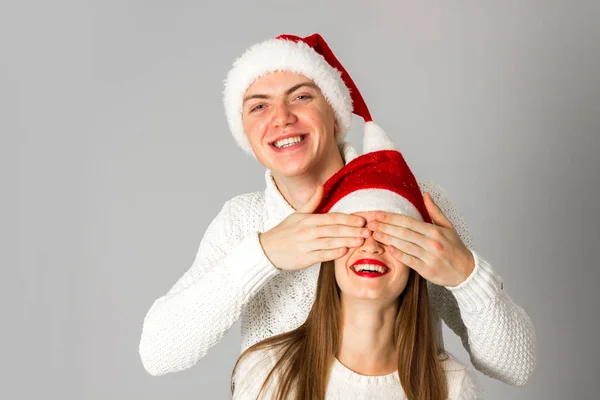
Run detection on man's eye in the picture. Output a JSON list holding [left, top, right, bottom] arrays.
[[250, 104, 265, 112], [296, 94, 312, 101]]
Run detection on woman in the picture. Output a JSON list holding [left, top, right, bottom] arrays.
[[231, 222, 482, 399], [231, 136, 483, 399]]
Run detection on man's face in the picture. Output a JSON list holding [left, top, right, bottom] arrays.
[[241, 71, 339, 177], [334, 212, 411, 304]]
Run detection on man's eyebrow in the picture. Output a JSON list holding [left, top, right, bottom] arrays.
[[242, 82, 319, 104], [286, 82, 319, 94]]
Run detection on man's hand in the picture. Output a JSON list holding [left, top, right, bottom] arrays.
[[259, 186, 371, 271], [365, 192, 475, 287]]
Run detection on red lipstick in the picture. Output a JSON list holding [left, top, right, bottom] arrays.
[[350, 259, 390, 278]]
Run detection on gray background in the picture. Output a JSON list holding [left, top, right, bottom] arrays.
[[4, 0, 599, 399]]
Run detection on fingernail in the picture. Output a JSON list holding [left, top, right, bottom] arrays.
[[355, 238, 363, 244], [361, 229, 370, 237]]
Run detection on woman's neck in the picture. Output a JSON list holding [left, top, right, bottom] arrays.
[[337, 300, 399, 376]]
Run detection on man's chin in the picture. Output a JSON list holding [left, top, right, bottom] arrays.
[[280, 165, 310, 178], [270, 156, 312, 177]]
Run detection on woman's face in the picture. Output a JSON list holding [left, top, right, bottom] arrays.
[[241, 71, 339, 178], [334, 212, 411, 304]]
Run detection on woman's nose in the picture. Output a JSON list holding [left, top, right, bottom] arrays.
[[359, 234, 384, 254]]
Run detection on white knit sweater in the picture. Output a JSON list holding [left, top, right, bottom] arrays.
[[232, 350, 483, 399], [138, 143, 536, 387]]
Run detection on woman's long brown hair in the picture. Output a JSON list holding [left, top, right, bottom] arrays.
[[231, 260, 448, 399]]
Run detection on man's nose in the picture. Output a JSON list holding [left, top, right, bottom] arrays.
[[271, 101, 296, 128]]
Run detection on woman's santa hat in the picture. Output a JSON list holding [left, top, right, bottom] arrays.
[[224, 33, 430, 221], [314, 149, 432, 223]]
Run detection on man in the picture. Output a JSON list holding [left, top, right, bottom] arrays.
[[139, 33, 536, 387]]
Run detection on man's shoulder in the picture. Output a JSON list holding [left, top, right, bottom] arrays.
[[199, 191, 266, 247], [225, 191, 266, 213], [416, 178, 448, 197], [210, 191, 266, 233]]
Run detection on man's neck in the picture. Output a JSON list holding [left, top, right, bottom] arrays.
[[272, 148, 344, 210]]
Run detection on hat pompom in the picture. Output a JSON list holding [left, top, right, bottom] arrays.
[[363, 121, 396, 154]]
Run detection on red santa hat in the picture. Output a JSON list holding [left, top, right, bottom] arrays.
[[224, 33, 430, 220], [314, 148, 432, 223], [223, 33, 394, 156]]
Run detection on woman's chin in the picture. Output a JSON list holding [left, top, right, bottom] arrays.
[[347, 290, 387, 301]]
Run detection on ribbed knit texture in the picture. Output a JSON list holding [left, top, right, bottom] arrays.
[[138, 143, 536, 387], [232, 350, 484, 399]]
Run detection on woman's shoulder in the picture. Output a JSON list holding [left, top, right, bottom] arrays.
[[232, 348, 279, 400], [234, 347, 278, 382], [440, 352, 468, 372], [440, 352, 484, 400]]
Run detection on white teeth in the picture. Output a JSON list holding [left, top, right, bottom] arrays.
[[273, 136, 303, 148], [352, 264, 388, 274]]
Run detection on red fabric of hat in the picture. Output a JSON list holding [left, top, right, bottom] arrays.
[[314, 150, 432, 224]]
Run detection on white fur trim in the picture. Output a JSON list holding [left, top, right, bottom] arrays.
[[223, 38, 353, 155], [363, 121, 396, 154], [328, 189, 423, 220]]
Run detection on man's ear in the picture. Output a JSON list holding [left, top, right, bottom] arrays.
[[334, 120, 339, 135]]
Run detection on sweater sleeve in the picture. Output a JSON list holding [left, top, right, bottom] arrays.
[[138, 196, 280, 376], [419, 180, 537, 386]]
